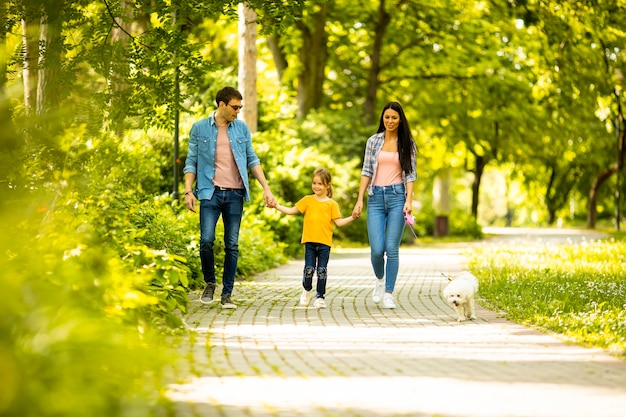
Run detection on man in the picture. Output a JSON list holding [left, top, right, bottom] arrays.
[[183, 86, 275, 309]]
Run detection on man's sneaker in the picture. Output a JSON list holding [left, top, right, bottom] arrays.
[[372, 278, 384, 304], [200, 283, 216, 304], [314, 298, 326, 309], [300, 289, 311, 306], [383, 293, 396, 309], [220, 294, 237, 309]]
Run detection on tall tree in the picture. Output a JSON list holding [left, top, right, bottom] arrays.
[[0, 0, 18, 187], [362, 0, 390, 125], [21, 0, 40, 116], [516, 0, 626, 228], [238, 2, 258, 132], [36, 0, 63, 125], [295, 2, 327, 118]]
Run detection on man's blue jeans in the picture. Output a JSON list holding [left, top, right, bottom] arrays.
[[199, 189, 244, 296], [367, 184, 406, 293]]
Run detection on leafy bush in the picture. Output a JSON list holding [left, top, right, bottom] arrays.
[[449, 209, 483, 238], [0, 202, 171, 417], [0, 118, 294, 415], [248, 127, 364, 254]]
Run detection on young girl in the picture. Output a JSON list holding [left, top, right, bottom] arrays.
[[271, 168, 357, 309]]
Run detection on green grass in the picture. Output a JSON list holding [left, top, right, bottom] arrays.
[[469, 235, 626, 357]]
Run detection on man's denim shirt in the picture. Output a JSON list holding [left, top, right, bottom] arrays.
[[183, 113, 260, 202]]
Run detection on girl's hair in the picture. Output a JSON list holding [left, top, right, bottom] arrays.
[[376, 101, 417, 174], [313, 167, 333, 198]]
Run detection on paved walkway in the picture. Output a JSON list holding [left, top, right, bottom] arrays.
[[167, 232, 626, 417]]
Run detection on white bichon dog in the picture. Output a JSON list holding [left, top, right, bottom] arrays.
[[443, 271, 479, 322]]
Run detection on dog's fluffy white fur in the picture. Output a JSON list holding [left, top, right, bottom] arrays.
[[443, 271, 479, 322]]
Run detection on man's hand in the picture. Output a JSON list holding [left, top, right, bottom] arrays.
[[185, 193, 197, 213], [264, 189, 277, 208]]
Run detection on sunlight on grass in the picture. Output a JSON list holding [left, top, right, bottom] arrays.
[[469, 237, 626, 356]]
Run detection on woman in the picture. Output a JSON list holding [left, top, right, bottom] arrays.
[[352, 102, 417, 309]]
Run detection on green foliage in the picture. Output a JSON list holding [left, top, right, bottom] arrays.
[[0, 202, 171, 417], [297, 107, 374, 160], [470, 237, 626, 355], [237, 218, 289, 276], [249, 125, 364, 254], [449, 210, 484, 238], [0, 118, 292, 415]]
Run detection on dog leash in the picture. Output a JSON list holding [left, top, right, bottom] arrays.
[[404, 212, 453, 282], [404, 212, 418, 240]]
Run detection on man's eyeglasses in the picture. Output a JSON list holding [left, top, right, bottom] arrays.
[[227, 104, 243, 111]]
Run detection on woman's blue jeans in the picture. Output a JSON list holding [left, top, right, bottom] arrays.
[[199, 189, 244, 296], [367, 184, 406, 293]]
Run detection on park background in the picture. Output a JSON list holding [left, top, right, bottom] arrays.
[[1, 1, 625, 416]]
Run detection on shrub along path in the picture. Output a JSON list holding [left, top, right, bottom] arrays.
[[167, 229, 626, 417]]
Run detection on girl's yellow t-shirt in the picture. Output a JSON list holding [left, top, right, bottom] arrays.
[[295, 195, 341, 247]]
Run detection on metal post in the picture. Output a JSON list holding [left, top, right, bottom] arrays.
[[173, 66, 180, 202], [172, 6, 180, 202]]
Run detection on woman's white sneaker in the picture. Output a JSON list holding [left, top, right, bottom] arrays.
[[372, 278, 384, 303], [383, 293, 396, 309]]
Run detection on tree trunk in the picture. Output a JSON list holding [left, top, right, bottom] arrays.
[[587, 167, 616, 228], [238, 2, 258, 133], [36, 3, 63, 130], [587, 94, 625, 229], [0, 0, 17, 157], [109, 0, 133, 137], [545, 164, 581, 225], [433, 169, 450, 237], [266, 34, 287, 83], [471, 154, 486, 219], [363, 0, 391, 126], [545, 166, 557, 225], [296, 4, 327, 119], [21, 2, 40, 116]]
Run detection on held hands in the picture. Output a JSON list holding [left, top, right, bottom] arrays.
[[264, 189, 277, 208], [352, 201, 363, 219]]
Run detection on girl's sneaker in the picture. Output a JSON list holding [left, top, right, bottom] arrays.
[[300, 290, 311, 306], [314, 298, 326, 309]]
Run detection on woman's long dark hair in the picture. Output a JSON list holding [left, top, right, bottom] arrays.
[[376, 101, 416, 174]]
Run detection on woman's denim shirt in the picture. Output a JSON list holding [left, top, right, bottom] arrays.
[[361, 132, 417, 196], [184, 113, 261, 202]]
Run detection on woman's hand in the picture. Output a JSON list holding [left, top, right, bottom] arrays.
[[403, 200, 413, 215], [352, 200, 363, 218]]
